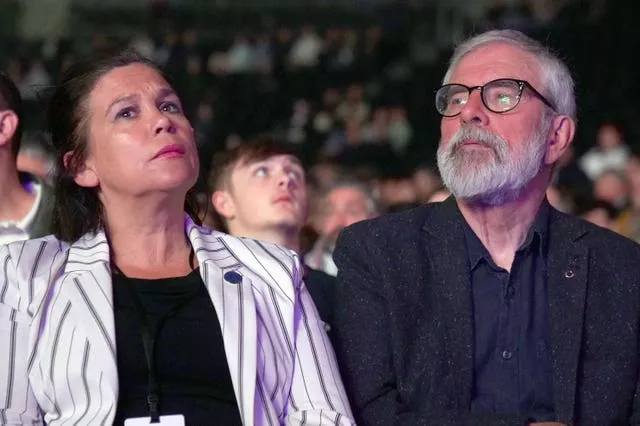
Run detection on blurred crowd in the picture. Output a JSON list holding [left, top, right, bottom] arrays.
[[2, 0, 639, 263]]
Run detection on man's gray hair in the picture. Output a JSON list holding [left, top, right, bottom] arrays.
[[442, 29, 576, 120], [324, 178, 380, 216]]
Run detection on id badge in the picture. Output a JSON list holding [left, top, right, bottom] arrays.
[[125, 414, 186, 425]]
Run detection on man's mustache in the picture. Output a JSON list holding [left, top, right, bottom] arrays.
[[445, 126, 507, 160]]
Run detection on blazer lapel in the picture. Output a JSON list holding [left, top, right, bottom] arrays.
[[546, 210, 589, 423], [188, 221, 257, 425], [421, 198, 474, 409], [57, 231, 119, 411]]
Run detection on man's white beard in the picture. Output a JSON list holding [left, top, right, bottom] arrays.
[[436, 121, 549, 206]]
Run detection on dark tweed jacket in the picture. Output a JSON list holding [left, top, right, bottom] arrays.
[[333, 197, 640, 426]]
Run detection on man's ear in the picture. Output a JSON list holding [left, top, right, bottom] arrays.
[[545, 114, 576, 166], [0, 110, 18, 149], [211, 190, 236, 220], [64, 151, 99, 188]]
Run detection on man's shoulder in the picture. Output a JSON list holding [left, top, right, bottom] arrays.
[[343, 202, 438, 239], [550, 209, 640, 265]]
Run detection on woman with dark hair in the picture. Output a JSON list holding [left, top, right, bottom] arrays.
[[0, 52, 353, 425]]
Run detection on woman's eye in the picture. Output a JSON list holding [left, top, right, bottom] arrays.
[[255, 167, 268, 177], [160, 101, 182, 113], [116, 107, 137, 119]]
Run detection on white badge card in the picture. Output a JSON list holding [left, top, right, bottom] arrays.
[[125, 414, 186, 425]]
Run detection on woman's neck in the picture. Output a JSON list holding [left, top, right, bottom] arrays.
[[105, 201, 194, 279]]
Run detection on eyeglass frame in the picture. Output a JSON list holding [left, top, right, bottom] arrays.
[[434, 78, 556, 117]]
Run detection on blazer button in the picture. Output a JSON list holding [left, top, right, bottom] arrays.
[[501, 350, 513, 360], [564, 270, 575, 279], [224, 271, 243, 284]]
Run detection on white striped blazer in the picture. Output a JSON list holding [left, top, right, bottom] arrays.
[[0, 217, 354, 425]]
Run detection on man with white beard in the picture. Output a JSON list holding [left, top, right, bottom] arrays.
[[331, 29, 640, 426]]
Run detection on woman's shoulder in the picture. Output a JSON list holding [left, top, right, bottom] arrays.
[[1, 236, 70, 314], [224, 234, 298, 269], [1, 235, 70, 278], [191, 224, 299, 268]]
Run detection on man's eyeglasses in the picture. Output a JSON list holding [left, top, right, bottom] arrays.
[[435, 78, 556, 117]]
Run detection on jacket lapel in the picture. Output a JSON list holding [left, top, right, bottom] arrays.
[[57, 231, 119, 409], [421, 198, 474, 409], [546, 209, 589, 423], [188, 221, 257, 425]]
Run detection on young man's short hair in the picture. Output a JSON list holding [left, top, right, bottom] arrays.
[[0, 72, 24, 158], [208, 136, 302, 192]]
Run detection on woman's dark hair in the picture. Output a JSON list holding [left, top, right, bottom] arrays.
[[48, 51, 201, 242]]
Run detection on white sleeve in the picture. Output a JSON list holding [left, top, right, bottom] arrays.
[[0, 243, 43, 425]]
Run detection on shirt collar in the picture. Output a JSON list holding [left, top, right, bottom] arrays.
[[463, 199, 550, 271]]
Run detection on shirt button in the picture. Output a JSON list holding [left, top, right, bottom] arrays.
[[505, 285, 515, 299], [502, 350, 513, 360]]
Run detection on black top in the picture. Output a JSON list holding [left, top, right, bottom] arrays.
[[112, 268, 242, 425], [304, 266, 336, 329], [464, 202, 554, 421]]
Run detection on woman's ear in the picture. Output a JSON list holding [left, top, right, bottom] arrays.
[[64, 151, 99, 188]]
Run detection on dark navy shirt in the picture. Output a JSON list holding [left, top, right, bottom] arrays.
[[464, 202, 555, 421]]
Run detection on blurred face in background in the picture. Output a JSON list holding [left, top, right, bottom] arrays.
[[321, 186, 375, 247], [413, 168, 441, 202], [597, 124, 623, 151], [594, 171, 629, 208]]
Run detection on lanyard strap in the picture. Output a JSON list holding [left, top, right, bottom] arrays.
[[124, 280, 201, 423]]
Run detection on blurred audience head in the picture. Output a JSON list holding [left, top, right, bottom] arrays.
[[319, 178, 378, 248], [596, 122, 625, 151], [412, 165, 441, 203], [0, 72, 24, 160], [593, 169, 629, 209]]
